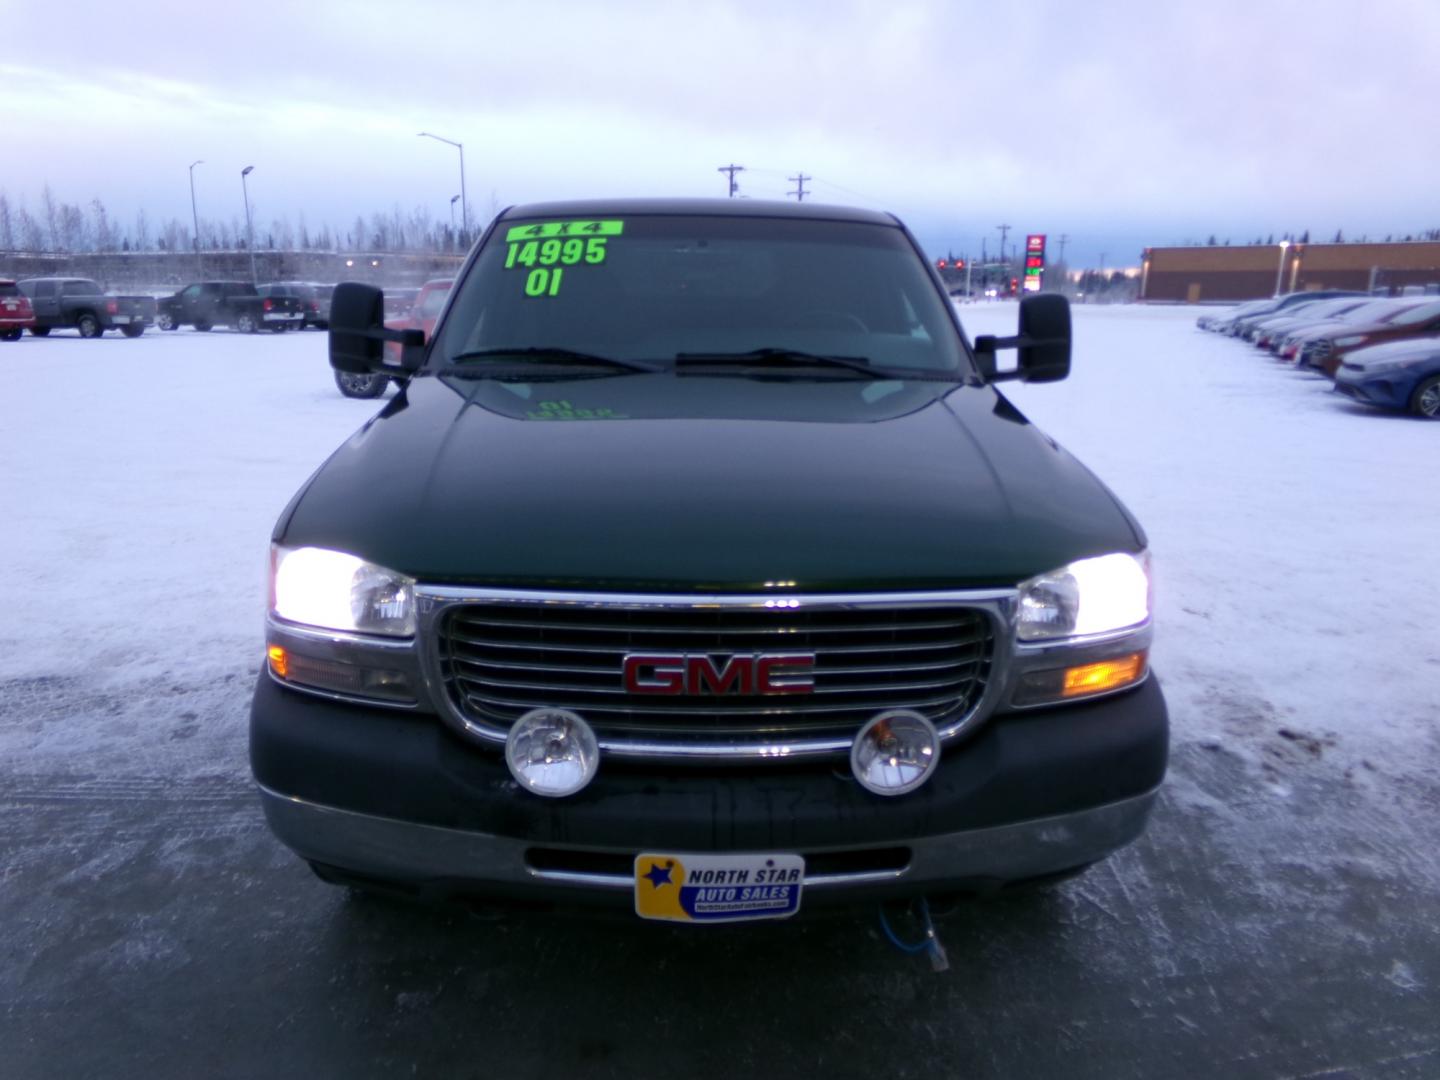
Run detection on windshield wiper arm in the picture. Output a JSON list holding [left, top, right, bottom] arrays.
[[445, 347, 661, 373], [673, 348, 883, 377]]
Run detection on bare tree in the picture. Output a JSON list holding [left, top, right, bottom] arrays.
[[134, 209, 151, 252], [59, 202, 87, 252], [42, 185, 61, 251], [0, 193, 14, 251], [17, 207, 44, 251], [91, 198, 115, 252]]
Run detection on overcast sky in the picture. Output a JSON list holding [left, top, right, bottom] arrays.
[[4, 0, 1438, 266]]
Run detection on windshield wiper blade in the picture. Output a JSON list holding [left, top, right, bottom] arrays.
[[446, 347, 661, 373], [673, 348, 883, 377]]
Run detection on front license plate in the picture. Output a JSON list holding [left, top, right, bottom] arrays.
[[634, 853, 804, 923]]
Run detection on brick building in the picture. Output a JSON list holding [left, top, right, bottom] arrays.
[[1139, 242, 1440, 302]]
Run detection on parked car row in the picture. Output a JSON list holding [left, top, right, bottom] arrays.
[[2, 277, 157, 339], [1198, 292, 1440, 418], [0, 278, 345, 340]]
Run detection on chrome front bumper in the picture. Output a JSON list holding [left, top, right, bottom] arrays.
[[259, 783, 1159, 903]]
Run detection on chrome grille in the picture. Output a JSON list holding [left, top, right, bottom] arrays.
[[435, 598, 994, 750]]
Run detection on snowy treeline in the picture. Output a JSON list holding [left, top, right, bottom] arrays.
[[0, 186, 476, 255]]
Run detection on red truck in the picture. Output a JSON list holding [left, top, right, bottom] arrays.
[[334, 278, 452, 398], [1, 280, 36, 341]]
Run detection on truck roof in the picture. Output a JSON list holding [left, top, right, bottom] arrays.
[[497, 197, 896, 226]]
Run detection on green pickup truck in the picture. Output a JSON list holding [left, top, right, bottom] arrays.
[[250, 199, 1167, 924]]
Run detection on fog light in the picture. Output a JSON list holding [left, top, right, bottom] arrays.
[[505, 709, 600, 798], [850, 710, 940, 797]]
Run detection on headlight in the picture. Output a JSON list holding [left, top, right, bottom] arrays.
[[1333, 335, 1366, 348], [1016, 552, 1150, 642], [1355, 357, 1417, 375], [270, 545, 416, 636]]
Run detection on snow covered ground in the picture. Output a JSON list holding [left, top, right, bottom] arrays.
[[4, 306, 1434, 791], [5, 306, 1439, 1077]]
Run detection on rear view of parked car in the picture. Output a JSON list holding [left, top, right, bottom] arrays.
[[17, 277, 156, 338], [157, 281, 306, 333], [260, 282, 331, 329], [0, 280, 36, 341]]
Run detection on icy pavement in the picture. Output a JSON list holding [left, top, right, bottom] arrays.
[[2, 308, 1438, 1078]]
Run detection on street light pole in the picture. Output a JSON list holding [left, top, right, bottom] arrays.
[[241, 166, 257, 284], [188, 160, 204, 275], [419, 132, 467, 243], [450, 194, 460, 235], [1274, 240, 1291, 297]]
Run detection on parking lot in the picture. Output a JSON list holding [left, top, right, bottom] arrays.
[[3, 306, 1438, 1079]]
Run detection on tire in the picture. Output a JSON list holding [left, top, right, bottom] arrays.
[[157, 312, 177, 331], [121, 324, 144, 338], [1, 328, 22, 342], [194, 320, 212, 332], [236, 313, 258, 334], [334, 370, 389, 399], [30, 326, 50, 337], [1411, 375, 1440, 419], [76, 312, 103, 338]]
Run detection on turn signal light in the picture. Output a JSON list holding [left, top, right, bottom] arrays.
[[1012, 650, 1148, 707], [267, 644, 289, 678], [1061, 653, 1147, 698]]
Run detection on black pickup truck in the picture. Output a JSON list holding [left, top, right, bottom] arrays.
[[251, 199, 1168, 924], [16, 277, 157, 338], [156, 281, 305, 333]]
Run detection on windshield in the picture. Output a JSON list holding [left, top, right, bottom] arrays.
[[1385, 300, 1440, 326], [432, 215, 967, 375]]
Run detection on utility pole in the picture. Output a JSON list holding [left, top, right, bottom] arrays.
[[717, 163, 745, 198], [996, 224, 1011, 263], [1057, 234, 1069, 266], [787, 173, 811, 201]]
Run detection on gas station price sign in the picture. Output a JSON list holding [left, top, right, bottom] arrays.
[[1023, 234, 1046, 292]]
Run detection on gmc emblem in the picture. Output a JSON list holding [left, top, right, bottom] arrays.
[[623, 653, 815, 695]]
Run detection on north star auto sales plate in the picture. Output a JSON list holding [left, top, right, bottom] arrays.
[[634, 853, 804, 923]]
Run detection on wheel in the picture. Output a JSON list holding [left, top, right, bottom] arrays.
[[793, 309, 870, 333], [1, 328, 21, 342], [1411, 375, 1440, 419], [334, 370, 389, 399], [76, 312, 103, 338], [30, 326, 50, 337], [194, 320, 212, 332], [157, 312, 177, 331], [121, 324, 144, 338], [236, 313, 258, 334], [270, 323, 287, 333]]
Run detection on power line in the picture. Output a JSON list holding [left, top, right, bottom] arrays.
[[787, 173, 811, 202], [717, 164, 745, 198]]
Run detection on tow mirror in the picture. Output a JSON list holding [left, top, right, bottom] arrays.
[[972, 294, 1072, 384], [329, 282, 425, 375]]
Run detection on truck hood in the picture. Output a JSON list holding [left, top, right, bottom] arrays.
[[278, 373, 1142, 592]]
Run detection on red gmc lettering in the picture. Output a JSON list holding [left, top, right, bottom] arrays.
[[623, 654, 685, 693], [686, 655, 754, 695], [623, 654, 815, 695], [757, 655, 815, 694]]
